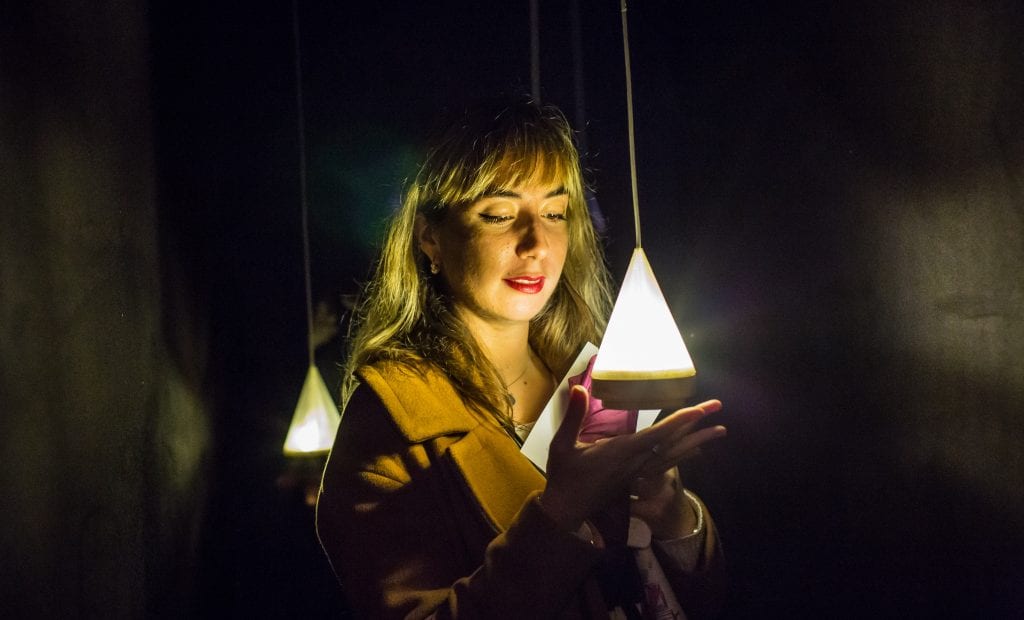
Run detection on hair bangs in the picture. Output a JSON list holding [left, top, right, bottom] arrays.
[[420, 106, 580, 218], [483, 139, 572, 195]]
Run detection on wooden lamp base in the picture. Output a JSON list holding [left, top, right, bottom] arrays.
[[590, 374, 697, 411]]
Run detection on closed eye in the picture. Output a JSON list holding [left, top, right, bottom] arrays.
[[544, 212, 567, 222], [479, 213, 514, 224]]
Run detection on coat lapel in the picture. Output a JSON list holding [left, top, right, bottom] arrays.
[[360, 361, 547, 532], [446, 425, 546, 531]]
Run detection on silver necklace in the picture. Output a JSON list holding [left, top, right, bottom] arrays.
[[503, 364, 530, 407]]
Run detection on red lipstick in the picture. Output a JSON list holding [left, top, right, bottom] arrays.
[[504, 276, 545, 294]]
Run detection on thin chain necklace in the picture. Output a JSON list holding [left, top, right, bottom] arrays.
[[503, 353, 533, 407], [503, 365, 529, 406]]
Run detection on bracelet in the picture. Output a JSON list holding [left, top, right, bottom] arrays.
[[682, 489, 704, 536]]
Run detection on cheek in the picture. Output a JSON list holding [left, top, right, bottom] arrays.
[[552, 234, 570, 270], [468, 238, 516, 273], [445, 239, 500, 289]]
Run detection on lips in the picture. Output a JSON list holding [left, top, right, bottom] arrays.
[[504, 275, 545, 294]]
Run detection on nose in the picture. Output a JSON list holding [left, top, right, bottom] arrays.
[[515, 213, 549, 260]]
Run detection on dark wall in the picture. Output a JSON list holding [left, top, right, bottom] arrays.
[[669, 3, 1024, 616], [1, 1, 210, 617], [3, 0, 1021, 618]]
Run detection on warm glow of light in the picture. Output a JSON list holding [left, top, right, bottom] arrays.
[[283, 365, 340, 455], [591, 247, 696, 409]]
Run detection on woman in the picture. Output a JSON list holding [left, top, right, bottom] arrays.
[[316, 98, 727, 619]]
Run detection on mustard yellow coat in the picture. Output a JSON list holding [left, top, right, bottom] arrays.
[[316, 360, 725, 619]]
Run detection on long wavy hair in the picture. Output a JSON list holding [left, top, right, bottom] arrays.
[[342, 97, 613, 431]]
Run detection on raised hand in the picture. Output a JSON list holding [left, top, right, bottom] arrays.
[[538, 385, 726, 532]]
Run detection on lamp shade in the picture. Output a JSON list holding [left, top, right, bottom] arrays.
[[283, 364, 341, 455], [591, 247, 696, 409]]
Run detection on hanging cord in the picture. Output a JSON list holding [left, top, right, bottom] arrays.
[[292, 0, 315, 368], [530, 0, 541, 102], [620, 0, 642, 249], [569, 0, 587, 155]]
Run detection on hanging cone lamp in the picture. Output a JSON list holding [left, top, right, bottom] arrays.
[[590, 0, 697, 410], [284, 364, 340, 455], [591, 247, 696, 409], [283, 0, 340, 456]]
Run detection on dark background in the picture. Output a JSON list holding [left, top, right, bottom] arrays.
[[3, 1, 1022, 617]]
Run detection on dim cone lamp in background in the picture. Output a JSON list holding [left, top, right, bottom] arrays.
[[590, 0, 698, 410], [284, 365, 340, 455], [283, 0, 340, 456]]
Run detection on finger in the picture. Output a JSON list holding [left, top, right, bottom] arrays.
[[692, 399, 723, 414], [658, 423, 727, 460], [663, 399, 723, 427], [638, 405, 712, 446], [648, 398, 726, 444], [616, 413, 701, 478], [619, 400, 724, 474], [639, 425, 727, 477], [551, 385, 589, 450]]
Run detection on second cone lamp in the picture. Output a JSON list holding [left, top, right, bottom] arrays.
[[282, 0, 341, 456], [590, 0, 697, 410]]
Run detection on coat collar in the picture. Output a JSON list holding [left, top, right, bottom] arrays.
[[358, 361, 486, 442], [357, 360, 546, 530]]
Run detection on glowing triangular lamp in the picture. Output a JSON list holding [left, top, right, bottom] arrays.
[[283, 364, 340, 455], [590, 1, 698, 410], [591, 248, 696, 409], [283, 8, 340, 458]]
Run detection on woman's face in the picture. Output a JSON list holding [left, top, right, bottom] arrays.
[[419, 181, 570, 333]]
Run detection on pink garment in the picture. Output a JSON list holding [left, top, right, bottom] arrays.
[[568, 355, 640, 443]]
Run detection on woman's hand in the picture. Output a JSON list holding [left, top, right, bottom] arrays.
[[538, 386, 726, 533]]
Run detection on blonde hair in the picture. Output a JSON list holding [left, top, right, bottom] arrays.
[[343, 98, 613, 430]]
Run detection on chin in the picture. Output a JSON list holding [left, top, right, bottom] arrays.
[[509, 301, 552, 323]]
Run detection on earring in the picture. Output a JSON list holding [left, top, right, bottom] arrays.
[[430, 262, 440, 275]]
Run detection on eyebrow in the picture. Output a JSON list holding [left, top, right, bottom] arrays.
[[480, 186, 568, 199]]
